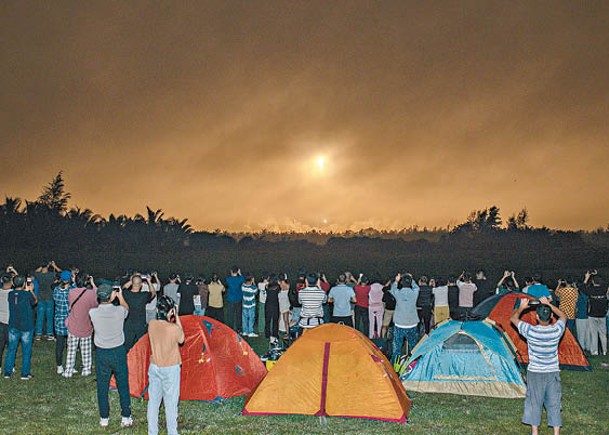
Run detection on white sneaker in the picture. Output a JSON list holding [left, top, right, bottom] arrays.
[[81, 370, 91, 377], [249, 333, 259, 337], [56, 366, 64, 375], [120, 416, 133, 428], [99, 418, 109, 427]]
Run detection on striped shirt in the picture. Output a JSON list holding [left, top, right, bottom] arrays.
[[297, 286, 327, 328], [518, 319, 566, 373], [241, 284, 258, 309]]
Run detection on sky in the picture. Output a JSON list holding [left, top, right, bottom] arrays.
[[1, 1, 609, 232]]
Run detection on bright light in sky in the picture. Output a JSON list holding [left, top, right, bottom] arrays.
[[316, 155, 326, 171]]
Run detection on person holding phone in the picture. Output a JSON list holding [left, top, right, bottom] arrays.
[[147, 296, 185, 435], [89, 284, 132, 428], [3, 275, 37, 380], [511, 297, 567, 435]]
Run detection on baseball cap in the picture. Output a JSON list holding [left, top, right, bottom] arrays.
[[60, 270, 72, 282], [13, 275, 26, 288], [97, 284, 114, 302]]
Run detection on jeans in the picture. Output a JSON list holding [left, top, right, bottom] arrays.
[[147, 363, 180, 435], [4, 328, 33, 377], [242, 307, 256, 335], [193, 307, 206, 316], [355, 306, 369, 336], [322, 303, 331, 324], [56, 334, 67, 366], [95, 346, 131, 419], [226, 301, 242, 331], [566, 318, 575, 333], [392, 326, 419, 362], [35, 300, 54, 336]]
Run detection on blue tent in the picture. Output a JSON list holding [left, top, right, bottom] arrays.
[[401, 320, 526, 398]]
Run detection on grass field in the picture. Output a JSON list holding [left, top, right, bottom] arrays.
[[0, 336, 607, 434]]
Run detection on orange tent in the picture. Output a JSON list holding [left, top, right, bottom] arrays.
[[243, 323, 411, 423], [488, 293, 590, 370], [113, 315, 267, 401]]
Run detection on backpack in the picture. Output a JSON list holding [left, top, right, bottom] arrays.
[[382, 287, 396, 310]]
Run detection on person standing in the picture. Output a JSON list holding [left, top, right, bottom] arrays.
[[381, 281, 396, 338], [554, 279, 578, 333], [264, 275, 281, 345], [511, 297, 567, 435], [457, 272, 477, 319], [176, 275, 197, 316], [473, 269, 493, 306], [432, 278, 450, 326], [390, 273, 420, 362], [163, 274, 181, 308], [226, 266, 245, 332], [278, 274, 291, 338], [194, 276, 209, 316], [368, 279, 385, 339], [63, 273, 98, 378], [353, 275, 371, 336], [298, 273, 327, 331], [582, 271, 608, 356], [416, 276, 434, 335], [241, 274, 258, 337], [53, 270, 75, 375], [447, 276, 460, 320], [34, 260, 61, 340], [257, 274, 269, 336], [3, 275, 37, 379], [574, 283, 591, 353], [526, 273, 552, 301], [206, 274, 225, 322], [0, 273, 13, 372], [328, 275, 356, 327], [89, 284, 132, 428], [122, 275, 156, 352], [147, 296, 185, 435]]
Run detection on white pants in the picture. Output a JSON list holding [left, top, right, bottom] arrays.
[[588, 316, 607, 355], [147, 363, 180, 435], [575, 318, 591, 351]]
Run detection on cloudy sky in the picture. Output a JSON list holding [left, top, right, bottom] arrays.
[[1, 1, 608, 231]]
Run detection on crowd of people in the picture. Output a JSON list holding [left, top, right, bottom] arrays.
[[0, 261, 608, 433]]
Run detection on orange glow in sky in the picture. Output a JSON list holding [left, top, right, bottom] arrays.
[[1, 2, 608, 232]]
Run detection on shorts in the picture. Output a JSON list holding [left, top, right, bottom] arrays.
[[523, 371, 562, 428], [434, 306, 450, 325], [382, 309, 394, 327]]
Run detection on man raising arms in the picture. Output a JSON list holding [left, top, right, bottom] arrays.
[[511, 297, 567, 435]]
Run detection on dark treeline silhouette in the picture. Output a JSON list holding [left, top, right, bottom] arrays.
[[2, 172, 609, 283]]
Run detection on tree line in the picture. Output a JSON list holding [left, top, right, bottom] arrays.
[[2, 172, 609, 283]]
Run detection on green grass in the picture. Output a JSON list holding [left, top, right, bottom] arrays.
[[0, 338, 607, 434]]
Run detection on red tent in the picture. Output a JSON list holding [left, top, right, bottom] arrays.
[[112, 315, 267, 400], [488, 293, 590, 370]]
